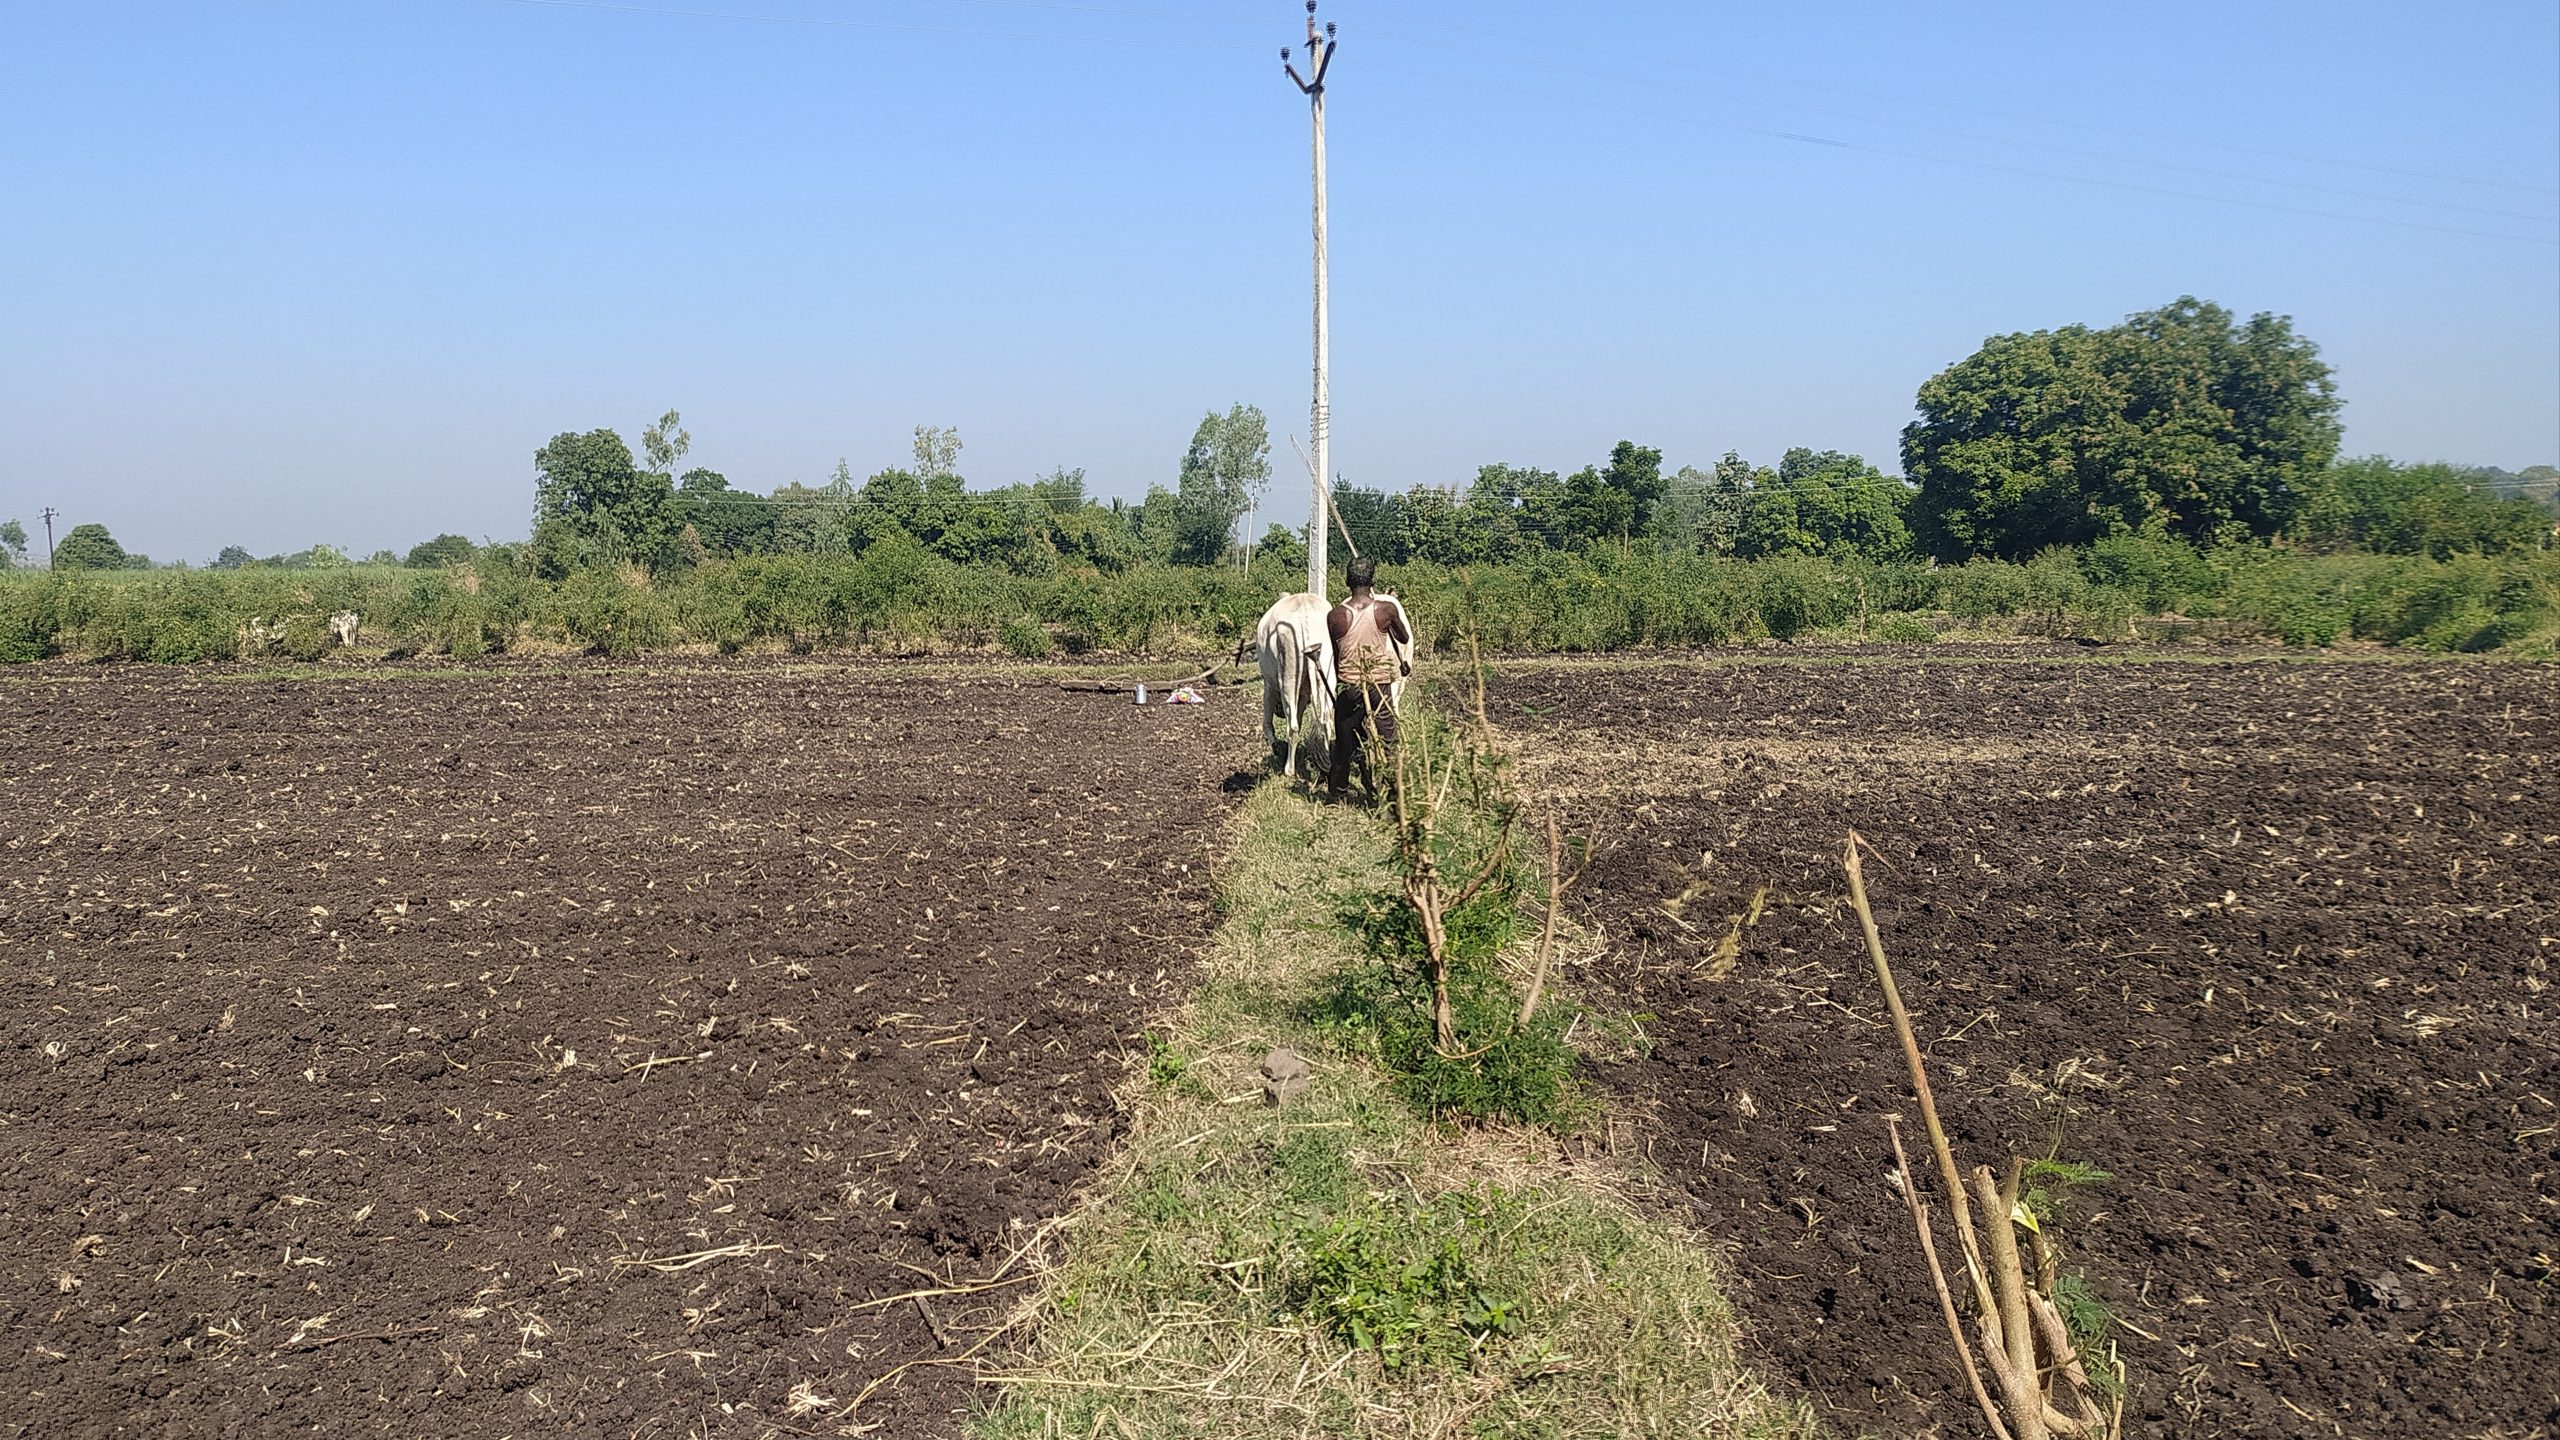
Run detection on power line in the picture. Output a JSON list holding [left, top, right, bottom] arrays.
[[1363, 16, 2560, 200], [894, 0, 1233, 19], [466, 0, 1259, 51], [1355, 53, 2557, 247], [540, 0, 2552, 208], [1613, 79, 2559, 226], [457, 0, 2554, 245]]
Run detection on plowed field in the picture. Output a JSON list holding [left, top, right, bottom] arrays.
[[0, 663, 1249, 1439], [1500, 653, 2557, 1440]]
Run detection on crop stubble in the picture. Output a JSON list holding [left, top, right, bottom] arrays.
[[0, 663, 1249, 1438], [1501, 654, 2558, 1440]]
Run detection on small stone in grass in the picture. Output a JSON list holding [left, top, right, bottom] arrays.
[[1261, 1048, 1312, 1107]]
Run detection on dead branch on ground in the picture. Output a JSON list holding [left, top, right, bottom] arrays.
[[1054, 656, 1241, 693], [1517, 804, 1591, 1029], [1846, 831, 2122, 1440]]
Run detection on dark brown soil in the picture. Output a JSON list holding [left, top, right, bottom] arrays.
[[0, 663, 1250, 1439], [1498, 653, 2558, 1440]]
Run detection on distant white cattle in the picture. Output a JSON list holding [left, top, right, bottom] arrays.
[[328, 611, 360, 648], [238, 618, 284, 656], [1255, 591, 1336, 780]]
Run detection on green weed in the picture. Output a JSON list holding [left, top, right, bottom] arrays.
[[1289, 1191, 1525, 1370], [1142, 1031, 1187, 1087]]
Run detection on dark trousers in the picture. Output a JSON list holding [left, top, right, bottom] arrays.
[[1328, 683, 1400, 798]]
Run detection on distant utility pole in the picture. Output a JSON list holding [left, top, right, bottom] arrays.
[[1282, 0, 1337, 600], [40, 507, 58, 569]]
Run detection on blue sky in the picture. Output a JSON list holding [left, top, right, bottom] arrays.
[[4, 0, 2554, 563]]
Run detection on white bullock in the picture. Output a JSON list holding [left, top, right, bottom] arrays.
[[329, 611, 360, 648], [1256, 592, 1336, 780], [1371, 590, 1415, 713]]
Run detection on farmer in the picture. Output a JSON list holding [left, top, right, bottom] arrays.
[[1326, 556, 1411, 802]]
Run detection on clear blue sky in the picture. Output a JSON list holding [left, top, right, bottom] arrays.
[[5, 0, 2555, 563]]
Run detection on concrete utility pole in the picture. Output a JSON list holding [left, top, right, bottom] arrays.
[[39, 507, 58, 569], [1282, 0, 1336, 600]]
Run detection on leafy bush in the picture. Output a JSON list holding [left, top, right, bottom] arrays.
[[999, 616, 1053, 659], [1937, 558, 2032, 620], [446, 596, 492, 660], [1317, 703, 1581, 1130], [1751, 553, 1854, 640], [1850, 558, 1941, 614], [1314, 950, 1579, 1128], [1636, 558, 1749, 646], [277, 613, 334, 661], [2081, 532, 2212, 613], [79, 573, 241, 662], [2215, 549, 2359, 646], [2353, 555, 2522, 652], [557, 567, 673, 657], [2018, 549, 2089, 632], [0, 576, 70, 662]]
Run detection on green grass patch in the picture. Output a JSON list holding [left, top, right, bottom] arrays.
[[965, 784, 1814, 1440]]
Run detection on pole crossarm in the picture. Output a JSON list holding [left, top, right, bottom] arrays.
[[1281, 0, 1336, 93]]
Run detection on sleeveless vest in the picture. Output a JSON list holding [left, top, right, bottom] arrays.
[[1337, 598, 1401, 685]]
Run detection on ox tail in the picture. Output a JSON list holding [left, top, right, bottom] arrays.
[[1273, 619, 1304, 778]]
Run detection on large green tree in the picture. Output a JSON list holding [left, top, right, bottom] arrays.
[[54, 523, 133, 570], [1555, 441, 1665, 549], [1173, 404, 1271, 565], [1734, 449, 1915, 560], [1326, 482, 1399, 567], [0, 519, 26, 566], [911, 425, 963, 481], [1462, 464, 1560, 559], [672, 471, 774, 557], [1647, 453, 1750, 555], [1903, 297, 2341, 559], [1394, 485, 1492, 565], [532, 428, 678, 571], [767, 476, 851, 555], [642, 409, 691, 479], [405, 533, 479, 568], [2296, 457, 2552, 558]]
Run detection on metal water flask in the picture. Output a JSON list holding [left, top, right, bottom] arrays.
[[1135, 683, 1148, 705]]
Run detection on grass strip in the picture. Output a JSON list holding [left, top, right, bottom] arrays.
[[970, 782, 1816, 1440]]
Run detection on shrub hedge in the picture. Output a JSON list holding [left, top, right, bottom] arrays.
[[2, 543, 2551, 662]]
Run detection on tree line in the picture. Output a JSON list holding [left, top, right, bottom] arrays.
[[12, 297, 2552, 581], [519, 406, 1279, 580], [509, 300, 2554, 578]]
